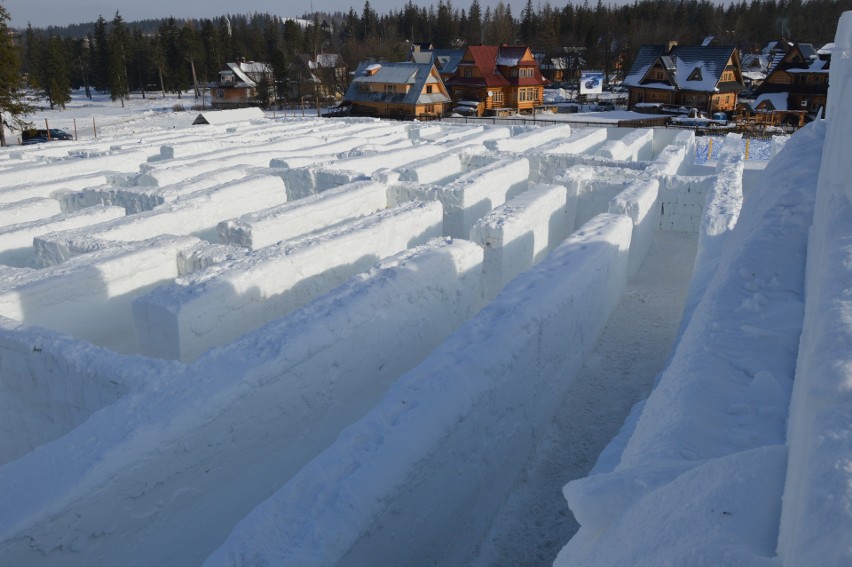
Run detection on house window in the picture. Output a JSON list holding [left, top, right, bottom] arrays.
[[493, 91, 504, 103], [463, 68, 473, 78], [385, 84, 395, 93], [217, 90, 224, 99], [425, 104, 434, 113], [426, 85, 433, 94]]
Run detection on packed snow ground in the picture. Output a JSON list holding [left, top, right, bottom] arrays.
[[1, 13, 850, 565]]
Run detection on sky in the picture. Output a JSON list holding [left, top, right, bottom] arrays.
[[3, 0, 532, 28]]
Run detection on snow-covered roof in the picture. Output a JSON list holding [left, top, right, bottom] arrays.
[[623, 44, 740, 93], [192, 107, 265, 125], [344, 62, 450, 106], [753, 92, 789, 111]]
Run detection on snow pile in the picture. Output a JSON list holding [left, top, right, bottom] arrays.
[[595, 128, 655, 161]]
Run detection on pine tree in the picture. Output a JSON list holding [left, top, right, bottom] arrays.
[[108, 11, 130, 106], [92, 15, 110, 92], [0, 3, 35, 146]]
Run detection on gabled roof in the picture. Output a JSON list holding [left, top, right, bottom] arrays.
[[222, 61, 272, 88], [343, 62, 451, 106], [623, 44, 740, 93], [298, 53, 344, 69], [448, 45, 546, 88], [410, 48, 465, 75]]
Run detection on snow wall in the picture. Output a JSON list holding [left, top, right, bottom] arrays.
[[203, 212, 633, 567], [134, 201, 443, 362], [556, 105, 828, 566], [0, 239, 485, 567], [778, 11, 852, 565]]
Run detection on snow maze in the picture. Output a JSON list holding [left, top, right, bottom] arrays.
[[2, 19, 851, 562]]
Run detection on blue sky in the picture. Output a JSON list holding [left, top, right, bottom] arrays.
[[4, 0, 534, 28]]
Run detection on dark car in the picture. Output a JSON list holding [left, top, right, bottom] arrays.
[[22, 128, 73, 145], [584, 77, 601, 90]]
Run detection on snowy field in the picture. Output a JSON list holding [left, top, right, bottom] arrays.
[[1, 12, 850, 566]]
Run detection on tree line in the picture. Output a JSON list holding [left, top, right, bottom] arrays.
[[5, 0, 852, 114]]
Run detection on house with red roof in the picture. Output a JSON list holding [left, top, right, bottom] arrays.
[[444, 45, 547, 116]]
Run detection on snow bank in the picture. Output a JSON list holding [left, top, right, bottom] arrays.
[[0, 150, 149, 187], [393, 151, 465, 184], [34, 174, 286, 266], [134, 201, 443, 362], [608, 178, 660, 277], [0, 239, 483, 567], [218, 180, 387, 250], [0, 197, 63, 229], [778, 12, 852, 564], [0, 173, 109, 207], [470, 183, 573, 299], [0, 316, 173, 466], [0, 235, 201, 355], [203, 213, 633, 567], [439, 158, 530, 238], [646, 130, 695, 176], [484, 123, 573, 153], [557, 119, 824, 567], [595, 128, 654, 161], [0, 205, 125, 267]]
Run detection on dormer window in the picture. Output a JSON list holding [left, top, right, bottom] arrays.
[[687, 67, 703, 81]]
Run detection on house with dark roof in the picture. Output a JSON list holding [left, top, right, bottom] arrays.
[[756, 41, 830, 117], [623, 43, 744, 113], [342, 62, 451, 119], [210, 61, 275, 108], [409, 45, 465, 82], [444, 45, 548, 116]]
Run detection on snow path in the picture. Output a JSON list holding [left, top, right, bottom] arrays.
[[474, 230, 698, 566]]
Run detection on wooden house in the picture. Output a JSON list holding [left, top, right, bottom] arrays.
[[756, 41, 830, 117], [210, 61, 274, 108], [296, 53, 348, 101], [342, 62, 451, 119], [409, 45, 465, 83], [444, 45, 548, 115], [623, 43, 744, 113]]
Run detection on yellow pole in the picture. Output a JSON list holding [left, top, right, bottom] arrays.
[[745, 138, 750, 160], [707, 138, 713, 160]]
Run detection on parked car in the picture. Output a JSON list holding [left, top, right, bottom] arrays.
[[21, 128, 73, 145], [596, 101, 616, 111], [452, 100, 481, 117]]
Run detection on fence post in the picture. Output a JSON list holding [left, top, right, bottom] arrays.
[[73, 118, 78, 140], [707, 138, 713, 160], [745, 138, 750, 160], [93, 117, 97, 138], [45, 119, 51, 140]]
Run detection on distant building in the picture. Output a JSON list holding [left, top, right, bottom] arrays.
[[444, 45, 548, 116], [342, 61, 451, 119], [210, 61, 274, 108], [409, 44, 465, 82], [756, 41, 831, 117], [623, 43, 744, 113], [296, 53, 348, 101]]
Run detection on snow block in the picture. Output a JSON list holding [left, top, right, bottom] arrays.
[[0, 235, 200, 355], [595, 128, 654, 162], [134, 201, 444, 362], [218, 180, 388, 250], [34, 174, 287, 266], [0, 205, 125, 268], [646, 131, 695, 176], [484, 123, 573, 153], [470, 183, 573, 299], [0, 239, 483, 567], [608, 178, 660, 277], [394, 151, 465, 185], [439, 158, 530, 238], [202, 213, 633, 567]]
